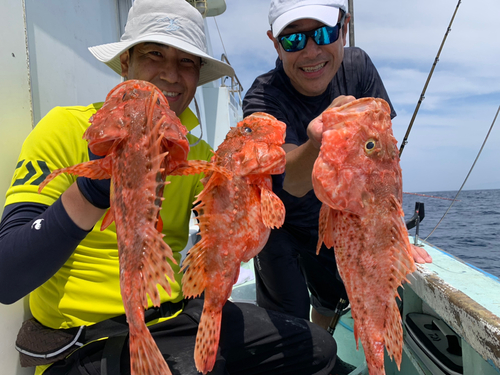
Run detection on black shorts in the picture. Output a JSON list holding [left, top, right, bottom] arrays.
[[254, 223, 348, 320], [43, 298, 336, 375]]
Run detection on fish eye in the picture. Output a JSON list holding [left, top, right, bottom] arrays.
[[244, 127, 252, 133], [156, 98, 161, 105], [365, 140, 376, 153], [122, 93, 127, 101]]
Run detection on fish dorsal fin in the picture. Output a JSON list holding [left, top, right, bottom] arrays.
[[260, 187, 285, 229]]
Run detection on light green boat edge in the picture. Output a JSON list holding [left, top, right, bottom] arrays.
[[231, 237, 500, 375]]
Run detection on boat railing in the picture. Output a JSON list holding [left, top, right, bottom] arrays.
[[220, 54, 244, 109]]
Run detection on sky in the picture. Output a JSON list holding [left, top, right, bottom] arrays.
[[205, 0, 500, 193]]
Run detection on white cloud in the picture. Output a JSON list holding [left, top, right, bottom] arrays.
[[207, 0, 500, 192]]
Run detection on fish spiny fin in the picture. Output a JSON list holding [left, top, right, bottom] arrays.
[[194, 302, 222, 374], [317, 204, 335, 254], [128, 320, 172, 375], [141, 225, 176, 307], [38, 158, 112, 193], [260, 187, 285, 229], [181, 239, 210, 297]]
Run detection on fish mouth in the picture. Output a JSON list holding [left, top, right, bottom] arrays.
[[301, 62, 326, 73]]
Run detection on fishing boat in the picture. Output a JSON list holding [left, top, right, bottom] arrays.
[[1, 1, 498, 375]]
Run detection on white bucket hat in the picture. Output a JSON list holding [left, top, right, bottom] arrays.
[[88, 0, 234, 86], [269, 0, 347, 38]]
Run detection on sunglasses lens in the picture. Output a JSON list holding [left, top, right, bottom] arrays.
[[280, 33, 306, 52], [280, 25, 341, 52], [315, 25, 339, 45]]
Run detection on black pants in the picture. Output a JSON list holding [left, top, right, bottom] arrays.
[[254, 223, 348, 320], [44, 298, 337, 375]]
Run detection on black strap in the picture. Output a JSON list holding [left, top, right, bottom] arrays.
[[100, 334, 128, 375], [84, 300, 184, 342]]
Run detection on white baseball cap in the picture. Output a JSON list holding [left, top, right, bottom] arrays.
[[269, 0, 347, 38], [88, 0, 234, 86]]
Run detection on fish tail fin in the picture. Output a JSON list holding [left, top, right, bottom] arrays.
[[194, 302, 222, 374], [317, 204, 335, 254], [260, 187, 285, 229], [128, 318, 172, 375], [383, 300, 403, 370], [181, 239, 209, 297], [38, 158, 111, 193]]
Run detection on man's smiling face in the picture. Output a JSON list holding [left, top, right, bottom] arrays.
[[270, 17, 348, 97]]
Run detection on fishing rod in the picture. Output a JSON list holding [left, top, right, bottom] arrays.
[[347, 0, 355, 47], [399, 0, 462, 157]]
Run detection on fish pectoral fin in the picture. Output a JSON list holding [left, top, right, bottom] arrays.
[[260, 188, 285, 229], [38, 158, 112, 193], [100, 206, 115, 230], [142, 226, 176, 304], [317, 204, 335, 254], [170, 160, 232, 180]]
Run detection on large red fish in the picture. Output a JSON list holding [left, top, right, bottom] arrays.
[[172, 112, 287, 374], [312, 98, 416, 375], [38, 80, 220, 375]]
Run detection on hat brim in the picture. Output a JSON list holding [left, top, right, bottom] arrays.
[[88, 35, 234, 87], [272, 5, 340, 38]]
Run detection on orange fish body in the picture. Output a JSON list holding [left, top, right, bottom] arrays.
[[174, 113, 287, 374], [39, 80, 192, 375], [312, 98, 416, 375]]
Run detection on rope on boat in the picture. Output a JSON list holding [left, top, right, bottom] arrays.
[[213, 17, 228, 58], [424, 104, 500, 240], [399, 0, 462, 157], [189, 97, 204, 147], [403, 192, 460, 201]]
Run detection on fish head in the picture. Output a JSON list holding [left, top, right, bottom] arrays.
[[219, 112, 287, 176], [84, 80, 189, 167], [313, 98, 402, 216]]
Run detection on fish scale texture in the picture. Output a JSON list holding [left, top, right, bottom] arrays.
[[177, 112, 287, 374], [39, 80, 192, 375], [312, 98, 415, 375]]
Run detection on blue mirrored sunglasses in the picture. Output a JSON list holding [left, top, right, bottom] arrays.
[[278, 16, 346, 53]]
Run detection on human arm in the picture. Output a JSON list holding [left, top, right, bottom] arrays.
[[0, 106, 108, 304], [0, 189, 105, 304]]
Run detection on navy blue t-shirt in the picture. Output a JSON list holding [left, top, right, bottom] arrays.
[[243, 47, 396, 228]]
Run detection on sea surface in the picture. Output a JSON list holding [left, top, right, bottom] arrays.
[[403, 189, 500, 278]]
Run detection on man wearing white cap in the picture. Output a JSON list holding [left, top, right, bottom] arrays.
[[0, 0, 342, 374], [244, 0, 431, 355], [243, 0, 402, 350]]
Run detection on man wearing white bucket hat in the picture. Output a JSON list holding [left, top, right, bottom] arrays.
[[0, 0, 342, 374], [244, 0, 432, 366]]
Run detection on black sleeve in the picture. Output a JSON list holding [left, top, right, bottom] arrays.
[[346, 47, 397, 119], [0, 199, 90, 304]]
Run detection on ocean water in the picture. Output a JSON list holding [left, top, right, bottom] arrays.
[[403, 189, 500, 278]]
